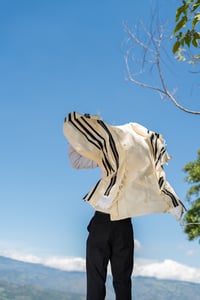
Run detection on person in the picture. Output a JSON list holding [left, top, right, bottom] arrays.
[[63, 111, 186, 300], [68, 144, 134, 300]]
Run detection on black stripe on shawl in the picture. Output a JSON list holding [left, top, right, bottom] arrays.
[[83, 179, 101, 201], [97, 120, 119, 169], [69, 112, 111, 175], [149, 132, 167, 168], [155, 147, 166, 167], [150, 133, 155, 158], [70, 113, 120, 201], [158, 176, 164, 189], [163, 188, 186, 213], [104, 174, 117, 196], [68, 112, 101, 150], [178, 199, 187, 212], [80, 117, 114, 174], [73, 113, 103, 149], [162, 188, 179, 207], [150, 132, 160, 162], [81, 117, 108, 153], [97, 120, 119, 197], [154, 133, 159, 160]]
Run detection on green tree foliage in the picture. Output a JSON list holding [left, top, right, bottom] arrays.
[[183, 149, 200, 241], [173, 0, 200, 63]]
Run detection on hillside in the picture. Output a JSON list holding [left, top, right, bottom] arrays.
[[0, 256, 199, 300]]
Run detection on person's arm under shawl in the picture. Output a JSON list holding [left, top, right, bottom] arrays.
[[68, 144, 98, 169], [68, 144, 112, 209]]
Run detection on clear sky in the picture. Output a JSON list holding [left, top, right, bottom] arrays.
[[0, 0, 200, 284]]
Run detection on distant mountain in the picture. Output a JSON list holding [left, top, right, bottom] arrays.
[[0, 256, 200, 300]]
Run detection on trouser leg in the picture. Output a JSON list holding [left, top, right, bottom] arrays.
[[86, 213, 111, 300], [110, 219, 134, 300]]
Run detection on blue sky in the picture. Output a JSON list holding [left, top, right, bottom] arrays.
[[0, 0, 200, 283]]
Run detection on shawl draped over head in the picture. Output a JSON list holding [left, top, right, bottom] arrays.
[[63, 111, 186, 221]]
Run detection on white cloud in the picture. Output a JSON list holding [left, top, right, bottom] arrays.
[[0, 249, 86, 272], [134, 258, 200, 284], [1, 249, 200, 284], [43, 256, 86, 271]]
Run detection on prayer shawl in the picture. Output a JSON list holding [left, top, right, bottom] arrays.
[[63, 112, 186, 221]]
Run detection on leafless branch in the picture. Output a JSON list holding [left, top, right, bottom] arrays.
[[123, 21, 200, 115]]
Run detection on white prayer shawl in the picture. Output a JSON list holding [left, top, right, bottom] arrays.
[[63, 112, 186, 221]]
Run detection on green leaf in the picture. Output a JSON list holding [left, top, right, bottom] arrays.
[[195, 13, 200, 21], [174, 16, 188, 34], [175, 2, 189, 21], [192, 18, 198, 29], [181, 38, 185, 46], [194, 31, 200, 39], [176, 7, 184, 22], [192, 38, 199, 47], [192, 16, 199, 29], [192, 1, 200, 11], [173, 41, 181, 53], [185, 34, 192, 46]]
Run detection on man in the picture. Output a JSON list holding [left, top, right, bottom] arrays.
[[63, 111, 186, 299], [68, 143, 134, 300]]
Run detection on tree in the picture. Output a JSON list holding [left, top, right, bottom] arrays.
[[182, 149, 200, 241], [172, 0, 200, 63]]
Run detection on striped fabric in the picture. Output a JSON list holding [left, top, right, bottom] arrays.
[[63, 112, 186, 221]]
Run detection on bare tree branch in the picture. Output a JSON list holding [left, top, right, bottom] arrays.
[[123, 21, 200, 115]]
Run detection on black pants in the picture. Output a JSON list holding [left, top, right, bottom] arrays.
[[86, 211, 134, 300]]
